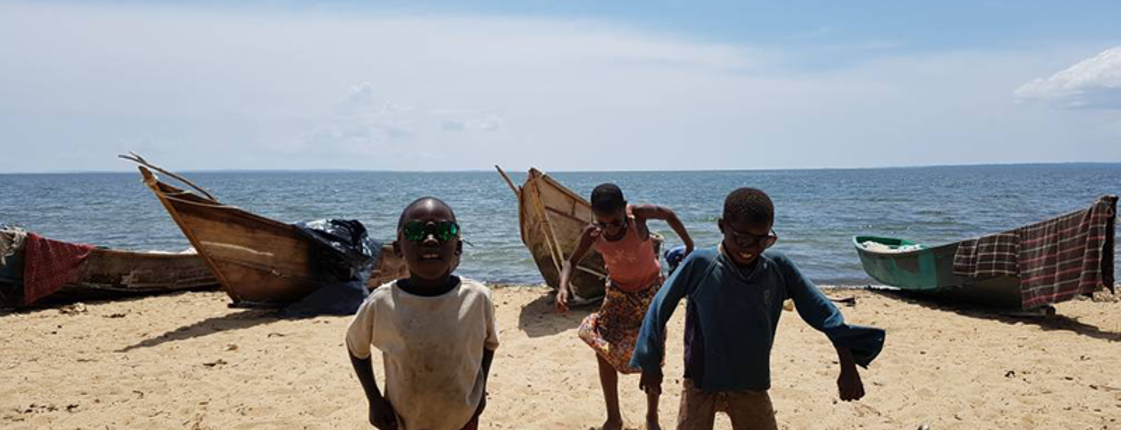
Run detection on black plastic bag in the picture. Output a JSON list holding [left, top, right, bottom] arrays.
[[281, 219, 382, 317], [293, 219, 381, 283]]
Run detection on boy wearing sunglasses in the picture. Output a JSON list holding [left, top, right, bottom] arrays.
[[557, 183, 694, 430], [346, 197, 498, 430], [631, 188, 885, 430]]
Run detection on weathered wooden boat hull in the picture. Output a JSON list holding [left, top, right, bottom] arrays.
[[0, 230, 217, 305], [498, 168, 661, 301], [137, 167, 408, 305], [519, 170, 608, 299], [854, 236, 1021, 308], [140, 167, 321, 304], [69, 248, 217, 294]]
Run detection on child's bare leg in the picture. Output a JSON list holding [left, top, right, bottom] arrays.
[[596, 354, 623, 430], [645, 385, 661, 430]]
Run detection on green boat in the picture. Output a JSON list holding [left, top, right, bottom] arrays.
[[853, 236, 1022, 308]]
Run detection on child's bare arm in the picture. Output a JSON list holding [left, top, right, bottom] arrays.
[[835, 346, 865, 401], [481, 348, 495, 384], [349, 352, 397, 429], [778, 253, 883, 400], [631, 204, 694, 255], [556, 225, 598, 312], [475, 348, 496, 418]]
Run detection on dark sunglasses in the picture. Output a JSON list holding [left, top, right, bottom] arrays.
[[400, 221, 460, 242], [728, 228, 778, 249]]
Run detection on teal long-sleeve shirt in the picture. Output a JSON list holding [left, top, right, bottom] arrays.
[[630, 247, 886, 392]]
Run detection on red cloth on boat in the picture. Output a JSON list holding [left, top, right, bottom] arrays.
[[22, 233, 95, 305], [953, 196, 1117, 309]]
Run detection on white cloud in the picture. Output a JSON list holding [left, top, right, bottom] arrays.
[[442, 120, 467, 131], [438, 115, 501, 132], [288, 81, 505, 156], [475, 116, 503, 132], [1015, 46, 1121, 110], [345, 82, 378, 110]]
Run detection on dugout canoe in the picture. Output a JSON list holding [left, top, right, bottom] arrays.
[[853, 236, 1021, 308], [128, 158, 407, 305], [496, 167, 608, 301], [0, 228, 217, 306], [495, 167, 662, 301]]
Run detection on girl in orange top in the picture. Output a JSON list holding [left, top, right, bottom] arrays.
[[557, 183, 693, 430]]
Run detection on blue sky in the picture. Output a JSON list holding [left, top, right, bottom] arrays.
[[1, 0, 1119, 172], [335, 0, 1121, 49]]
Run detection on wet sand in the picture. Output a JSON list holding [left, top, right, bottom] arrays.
[[1, 286, 1119, 429]]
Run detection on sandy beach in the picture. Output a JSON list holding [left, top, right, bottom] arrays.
[[1, 286, 1119, 430]]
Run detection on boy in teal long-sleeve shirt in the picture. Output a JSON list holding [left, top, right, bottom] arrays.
[[631, 188, 885, 430]]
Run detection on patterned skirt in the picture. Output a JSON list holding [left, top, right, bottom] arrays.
[[577, 277, 662, 374]]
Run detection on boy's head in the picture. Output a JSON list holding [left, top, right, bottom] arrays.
[[394, 197, 462, 281], [590, 183, 628, 236], [718, 187, 777, 267]]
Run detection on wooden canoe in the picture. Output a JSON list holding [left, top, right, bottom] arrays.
[[496, 167, 608, 300], [496, 167, 662, 301], [0, 229, 218, 306], [134, 165, 407, 305], [853, 236, 1022, 308]]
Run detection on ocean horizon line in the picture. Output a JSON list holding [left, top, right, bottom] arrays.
[[3, 161, 1121, 176]]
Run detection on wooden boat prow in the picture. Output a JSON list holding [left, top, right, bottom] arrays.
[[497, 167, 607, 300], [497, 167, 661, 301], [135, 163, 408, 305], [138, 166, 322, 304]]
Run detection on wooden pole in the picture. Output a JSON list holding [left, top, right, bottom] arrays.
[[494, 165, 520, 198], [119, 153, 219, 202]]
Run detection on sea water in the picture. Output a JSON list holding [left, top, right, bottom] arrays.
[[2, 164, 1119, 286]]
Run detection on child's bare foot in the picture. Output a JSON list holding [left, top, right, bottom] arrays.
[[646, 415, 661, 430], [602, 416, 623, 430]]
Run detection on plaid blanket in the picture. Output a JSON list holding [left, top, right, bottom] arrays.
[[952, 232, 1019, 278], [953, 196, 1117, 309], [22, 233, 95, 305]]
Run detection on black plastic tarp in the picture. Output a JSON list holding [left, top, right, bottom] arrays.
[[284, 219, 383, 317]]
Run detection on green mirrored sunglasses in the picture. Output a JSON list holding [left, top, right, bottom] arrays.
[[401, 221, 460, 242]]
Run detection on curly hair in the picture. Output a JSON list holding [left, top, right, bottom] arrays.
[[723, 187, 774, 225]]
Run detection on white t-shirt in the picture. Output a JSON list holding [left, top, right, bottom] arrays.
[[346, 277, 499, 430]]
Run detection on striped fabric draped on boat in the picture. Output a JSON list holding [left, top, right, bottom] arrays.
[[953, 195, 1117, 309]]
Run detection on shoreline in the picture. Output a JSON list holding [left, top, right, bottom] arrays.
[[4, 281, 1118, 314]]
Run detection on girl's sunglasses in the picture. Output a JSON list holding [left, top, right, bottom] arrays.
[[401, 221, 460, 242]]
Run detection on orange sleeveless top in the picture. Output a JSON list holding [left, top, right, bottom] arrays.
[[593, 208, 662, 291]]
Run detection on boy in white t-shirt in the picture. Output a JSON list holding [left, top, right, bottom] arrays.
[[347, 197, 499, 430]]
